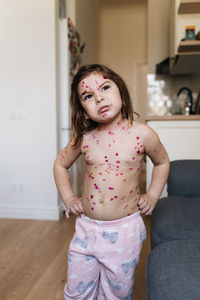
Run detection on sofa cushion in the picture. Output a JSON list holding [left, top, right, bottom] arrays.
[[147, 240, 200, 300], [168, 160, 200, 197], [151, 196, 200, 248]]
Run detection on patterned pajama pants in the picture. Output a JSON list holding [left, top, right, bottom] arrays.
[[64, 211, 146, 300]]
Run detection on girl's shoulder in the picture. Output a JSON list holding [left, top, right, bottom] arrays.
[[131, 121, 157, 139]]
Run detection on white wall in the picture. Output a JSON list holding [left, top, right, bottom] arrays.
[[0, 0, 60, 220], [148, 0, 171, 73]]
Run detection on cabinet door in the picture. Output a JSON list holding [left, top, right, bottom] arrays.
[[146, 120, 200, 197]]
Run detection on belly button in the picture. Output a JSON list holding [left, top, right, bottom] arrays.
[[99, 199, 103, 204]]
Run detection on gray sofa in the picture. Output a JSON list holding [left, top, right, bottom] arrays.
[[146, 160, 200, 300]]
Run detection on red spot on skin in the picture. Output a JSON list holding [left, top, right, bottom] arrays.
[[105, 160, 108, 162], [123, 204, 128, 209], [116, 174, 119, 176], [93, 202, 96, 205], [132, 157, 135, 160], [103, 75, 108, 79], [114, 196, 118, 198], [116, 153, 118, 156], [91, 207, 94, 210], [130, 190, 133, 194], [120, 173, 123, 175], [108, 144, 111, 147], [116, 166, 119, 169], [116, 160, 120, 163], [127, 213, 131, 216], [112, 140, 116, 143], [123, 179, 126, 182], [99, 172, 102, 175], [90, 195, 94, 199], [108, 187, 114, 190], [103, 113, 108, 117], [105, 156, 107, 158], [129, 168, 133, 171], [121, 196, 126, 200], [154, 149, 157, 152], [136, 136, 140, 140], [102, 179, 106, 181], [137, 150, 140, 154], [110, 198, 114, 201]]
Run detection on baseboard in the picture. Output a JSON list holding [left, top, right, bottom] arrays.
[[0, 203, 63, 220]]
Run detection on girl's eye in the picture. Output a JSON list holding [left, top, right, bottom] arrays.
[[102, 85, 110, 91], [84, 94, 93, 100]]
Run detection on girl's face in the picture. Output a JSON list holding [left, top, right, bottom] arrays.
[[78, 72, 123, 124]]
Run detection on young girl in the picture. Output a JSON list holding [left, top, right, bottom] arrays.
[[54, 64, 169, 300]]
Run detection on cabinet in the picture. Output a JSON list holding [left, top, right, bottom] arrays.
[[170, 0, 200, 73], [146, 118, 200, 197]]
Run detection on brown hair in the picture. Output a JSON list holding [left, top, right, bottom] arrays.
[[70, 64, 138, 147]]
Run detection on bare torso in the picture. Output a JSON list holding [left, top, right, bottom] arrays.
[[81, 120, 144, 220]]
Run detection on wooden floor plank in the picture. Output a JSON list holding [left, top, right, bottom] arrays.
[[0, 213, 150, 300]]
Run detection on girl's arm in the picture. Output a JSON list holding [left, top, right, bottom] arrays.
[[138, 125, 170, 215], [53, 138, 83, 218]]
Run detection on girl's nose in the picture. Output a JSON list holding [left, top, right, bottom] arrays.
[[96, 95, 104, 104]]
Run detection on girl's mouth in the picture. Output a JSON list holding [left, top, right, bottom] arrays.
[[98, 105, 110, 114]]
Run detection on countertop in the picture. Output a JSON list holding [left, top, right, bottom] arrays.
[[146, 115, 200, 121]]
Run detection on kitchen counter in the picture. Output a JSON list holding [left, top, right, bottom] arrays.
[[146, 115, 200, 121], [146, 117, 200, 197]]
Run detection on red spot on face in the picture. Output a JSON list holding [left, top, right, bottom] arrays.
[[136, 136, 140, 140], [108, 187, 114, 190], [116, 152, 118, 156]]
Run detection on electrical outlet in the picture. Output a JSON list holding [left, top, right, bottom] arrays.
[[11, 183, 26, 193], [9, 109, 26, 120]]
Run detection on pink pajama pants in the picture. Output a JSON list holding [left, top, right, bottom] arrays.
[[64, 211, 146, 300]]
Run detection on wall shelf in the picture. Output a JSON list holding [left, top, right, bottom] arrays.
[[178, 0, 200, 14]]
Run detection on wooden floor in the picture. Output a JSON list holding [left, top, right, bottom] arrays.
[[0, 214, 151, 300]]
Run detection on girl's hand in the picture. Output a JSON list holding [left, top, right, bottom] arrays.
[[137, 193, 157, 216], [65, 197, 84, 218]]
